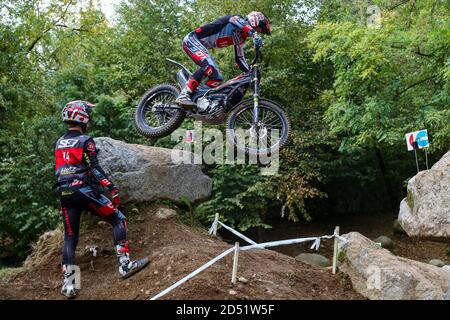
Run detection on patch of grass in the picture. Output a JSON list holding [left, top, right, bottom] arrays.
[[338, 250, 347, 264], [177, 197, 203, 229], [406, 190, 414, 209], [0, 267, 23, 282]]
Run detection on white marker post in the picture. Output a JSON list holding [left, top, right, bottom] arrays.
[[414, 149, 420, 173], [231, 242, 240, 284], [332, 226, 340, 275], [213, 213, 219, 236]]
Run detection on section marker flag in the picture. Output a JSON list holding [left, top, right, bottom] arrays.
[[405, 129, 429, 151]]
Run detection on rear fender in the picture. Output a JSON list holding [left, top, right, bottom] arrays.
[[166, 58, 192, 88], [176, 70, 188, 89]]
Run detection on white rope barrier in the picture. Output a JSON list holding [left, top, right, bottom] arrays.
[[149, 246, 235, 300], [149, 216, 349, 300], [334, 234, 348, 244], [240, 235, 331, 251], [217, 221, 264, 248], [208, 217, 264, 248]]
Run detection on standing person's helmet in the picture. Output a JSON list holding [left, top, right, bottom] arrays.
[[247, 11, 271, 35], [62, 100, 94, 125]]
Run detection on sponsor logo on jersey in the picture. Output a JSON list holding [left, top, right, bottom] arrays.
[[216, 36, 234, 48], [86, 141, 95, 152], [58, 139, 79, 148], [60, 167, 78, 175]]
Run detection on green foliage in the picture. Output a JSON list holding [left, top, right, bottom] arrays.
[[0, 116, 62, 259], [308, 0, 450, 154], [193, 164, 272, 231]]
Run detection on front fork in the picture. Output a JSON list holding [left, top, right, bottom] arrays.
[[252, 65, 260, 124]]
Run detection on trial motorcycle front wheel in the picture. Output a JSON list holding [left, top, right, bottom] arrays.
[[226, 99, 290, 156]]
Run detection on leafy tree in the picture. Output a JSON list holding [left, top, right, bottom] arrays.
[[309, 0, 449, 153]]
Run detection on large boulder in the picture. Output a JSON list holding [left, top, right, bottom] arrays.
[[339, 232, 450, 300], [94, 137, 212, 204], [398, 151, 450, 239]]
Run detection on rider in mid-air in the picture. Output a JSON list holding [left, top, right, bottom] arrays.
[[175, 11, 271, 108]]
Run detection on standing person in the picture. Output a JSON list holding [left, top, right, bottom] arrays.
[[53, 100, 149, 298], [175, 11, 271, 108]]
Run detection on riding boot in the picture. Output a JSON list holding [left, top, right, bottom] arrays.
[[61, 264, 78, 299], [115, 241, 149, 279], [176, 79, 198, 109]]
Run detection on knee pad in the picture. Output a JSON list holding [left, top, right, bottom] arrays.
[[204, 66, 214, 77], [203, 65, 222, 81], [186, 78, 199, 92]]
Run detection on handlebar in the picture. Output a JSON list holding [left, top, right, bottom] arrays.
[[250, 47, 262, 69]]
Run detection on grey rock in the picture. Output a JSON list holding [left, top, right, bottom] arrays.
[[295, 253, 331, 267], [374, 236, 394, 249], [398, 151, 450, 239], [238, 277, 249, 284], [340, 232, 450, 300], [429, 259, 446, 268], [94, 137, 212, 204], [156, 208, 177, 220]]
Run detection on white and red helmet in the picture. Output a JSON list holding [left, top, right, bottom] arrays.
[[247, 11, 271, 35], [62, 100, 94, 125]]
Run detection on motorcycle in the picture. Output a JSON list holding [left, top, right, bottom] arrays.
[[134, 47, 290, 155]]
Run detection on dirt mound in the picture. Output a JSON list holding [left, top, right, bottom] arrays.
[[0, 204, 362, 300]]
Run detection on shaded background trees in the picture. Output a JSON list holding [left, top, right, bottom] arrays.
[[0, 0, 448, 264]]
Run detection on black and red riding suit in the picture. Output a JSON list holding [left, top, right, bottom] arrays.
[[54, 130, 128, 265], [182, 14, 257, 92]]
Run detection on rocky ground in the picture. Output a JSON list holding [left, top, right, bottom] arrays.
[[0, 203, 363, 300]]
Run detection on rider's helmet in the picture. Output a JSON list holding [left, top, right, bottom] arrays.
[[62, 100, 94, 130], [247, 11, 271, 35]]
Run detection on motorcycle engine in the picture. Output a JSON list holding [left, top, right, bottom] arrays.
[[193, 95, 227, 124], [197, 97, 221, 114]]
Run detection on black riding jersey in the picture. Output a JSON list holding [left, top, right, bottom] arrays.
[[54, 130, 115, 191]]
